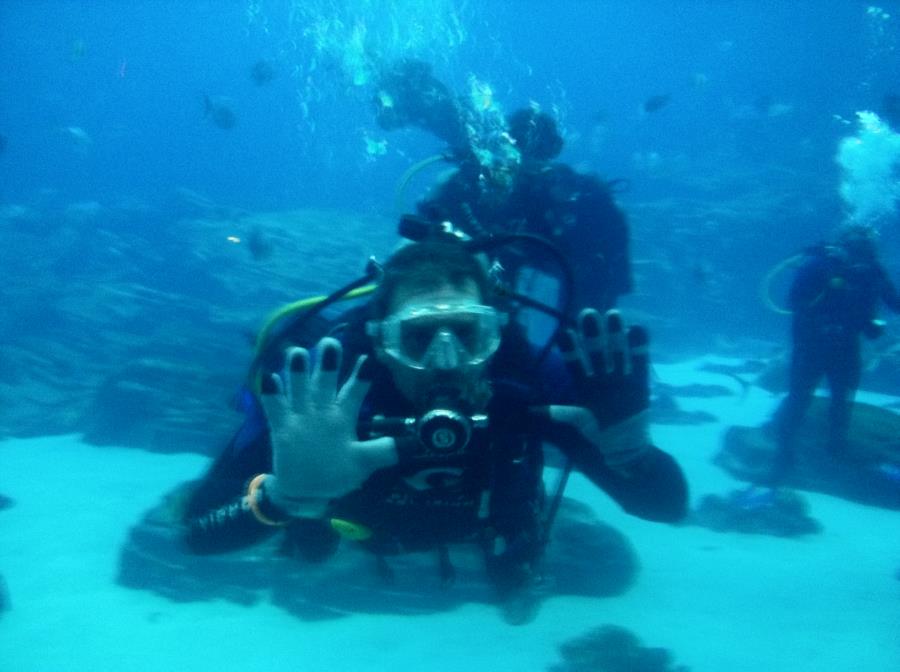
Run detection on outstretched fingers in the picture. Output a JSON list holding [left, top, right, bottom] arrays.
[[626, 324, 650, 385], [604, 310, 629, 376], [259, 371, 286, 426], [573, 308, 631, 378], [284, 346, 310, 408], [578, 308, 606, 376], [558, 327, 590, 383], [311, 337, 343, 407], [336, 355, 375, 411]]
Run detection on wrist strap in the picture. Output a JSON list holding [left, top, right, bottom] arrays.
[[246, 474, 289, 526]]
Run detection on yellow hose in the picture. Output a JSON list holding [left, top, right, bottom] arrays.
[[249, 284, 378, 393], [253, 284, 377, 355], [394, 153, 448, 213], [760, 254, 803, 315]]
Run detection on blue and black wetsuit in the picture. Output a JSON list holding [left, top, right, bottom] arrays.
[[183, 321, 687, 594], [771, 245, 900, 481]]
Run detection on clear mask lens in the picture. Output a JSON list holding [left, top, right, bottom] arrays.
[[372, 303, 505, 370]]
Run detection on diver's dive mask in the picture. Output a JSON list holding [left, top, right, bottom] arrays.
[[367, 302, 506, 371]]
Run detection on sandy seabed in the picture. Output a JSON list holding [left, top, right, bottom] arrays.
[[1, 358, 898, 672]]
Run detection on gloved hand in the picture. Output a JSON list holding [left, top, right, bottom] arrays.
[[259, 337, 398, 517], [542, 309, 652, 474]]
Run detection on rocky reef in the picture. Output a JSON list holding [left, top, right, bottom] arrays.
[[549, 624, 689, 672], [718, 398, 900, 509], [689, 487, 821, 537], [0, 196, 397, 454], [118, 491, 638, 620]]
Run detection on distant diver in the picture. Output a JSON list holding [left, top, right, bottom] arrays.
[[766, 224, 900, 485], [372, 58, 469, 153], [204, 95, 237, 130], [372, 59, 634, 315]]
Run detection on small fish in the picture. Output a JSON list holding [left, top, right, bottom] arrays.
[[766, 102, 794, 118], [752, 95, 793, 118], [875, 462, 900, 484], [690, 262, 711, 287], [70, 38, 87, 62], [204, 95, 236, 130], [61, 126, 93, 148], [250, 59, 276, 86], [246, 226, 274, 261], [641, 94, 671, 114]]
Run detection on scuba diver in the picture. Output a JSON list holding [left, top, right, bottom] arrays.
[[373, 59, 633, 313], [768, 223, 900, 485], [182, 218, 687, 624], [373, 58, 469, 153]]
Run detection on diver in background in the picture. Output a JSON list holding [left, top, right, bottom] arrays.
[[417, 107, 633, 313], [373, 59, 470, 155], [768, 223, 900, 484], [373, 60, 633, 314]]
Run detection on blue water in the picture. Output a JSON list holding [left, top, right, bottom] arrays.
[[2, 1, 896, 207], [2, 2, 900, 669], [3, 1, 899, 349]]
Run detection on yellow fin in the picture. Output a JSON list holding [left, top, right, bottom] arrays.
[[329, 518, 373, 541]]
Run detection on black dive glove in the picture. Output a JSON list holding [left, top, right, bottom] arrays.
[[540, 309, 652, 473]]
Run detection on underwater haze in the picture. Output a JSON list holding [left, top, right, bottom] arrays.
[[1, 2, 900, 671], [2, 1, 900, 345]]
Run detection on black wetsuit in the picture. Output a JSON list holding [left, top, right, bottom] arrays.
[[418, 163, 633, 313], [184, 322, 687, 593], [771, 245, 900, 481]]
